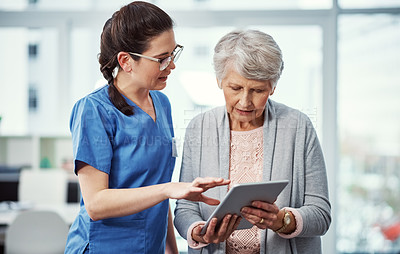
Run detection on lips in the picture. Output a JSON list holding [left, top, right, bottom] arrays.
[[159, 72, 170, 82], [158, 76, 168, 82], [235, 108, 254, 115]]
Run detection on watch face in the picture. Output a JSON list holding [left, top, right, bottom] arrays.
[[284, 213, 291, 225]]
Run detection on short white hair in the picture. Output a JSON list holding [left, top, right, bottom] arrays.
[[213, 29, 284, 89]]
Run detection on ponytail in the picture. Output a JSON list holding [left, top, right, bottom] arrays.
[[99, 17, 134, 116]]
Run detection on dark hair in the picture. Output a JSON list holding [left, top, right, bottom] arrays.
[[99, 1, 174, 116]]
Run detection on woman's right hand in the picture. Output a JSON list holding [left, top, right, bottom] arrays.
[[167, 177, 230, 205], [192, 214, 241, 244]]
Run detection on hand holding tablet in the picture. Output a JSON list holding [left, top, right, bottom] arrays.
[[200, 180, 289, 234]]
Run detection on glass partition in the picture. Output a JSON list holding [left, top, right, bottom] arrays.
[[0, 27, 29, 135], [339, 0, 400, 9], [168, 25, 322, 138], [0, 0, 332, 11], [338, 14, 400, 253]]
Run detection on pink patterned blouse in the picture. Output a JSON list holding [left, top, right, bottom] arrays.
[[226, 126, 263, 254]]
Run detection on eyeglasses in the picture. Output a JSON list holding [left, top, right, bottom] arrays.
[[128, 44, 183, 71]]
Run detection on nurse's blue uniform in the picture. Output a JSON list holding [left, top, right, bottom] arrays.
[[64, 86, 176, 254]]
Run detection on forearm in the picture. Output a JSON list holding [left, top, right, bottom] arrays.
[[85, 183, 170, 221], [174, 199, 204, 239], [79, 164, 227, 221], [85, 178, 227, 221], [300, 135, 331, 236], [296, 201, 331, 236]]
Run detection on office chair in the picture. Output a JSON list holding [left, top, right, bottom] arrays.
[[5, 210, 69, 254]]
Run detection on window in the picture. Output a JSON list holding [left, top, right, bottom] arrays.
[[28, 86, 38, 111], [339, 0, 400, 8], [338, 14, 400, 253], [160, 0, 332, 10], [28, 44, 38, 58], [28, 0, 38, 5], [0, 27, 29, 135]]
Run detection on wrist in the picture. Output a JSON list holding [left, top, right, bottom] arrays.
[[162, 182, 173, 199], [271, 209, 285, 231], [273, 209, 295, 234], [187, 222, 209, 249], [191, 225, 204, 243]]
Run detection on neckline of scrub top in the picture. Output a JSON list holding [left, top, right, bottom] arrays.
[[120, 91, 159, 123]]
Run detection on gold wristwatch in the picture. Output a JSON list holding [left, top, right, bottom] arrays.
[[275, 209, 291, 233]]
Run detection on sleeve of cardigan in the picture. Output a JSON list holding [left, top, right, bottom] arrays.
[[186, 221, 209, 249], [174, 115, 207, 240], [296, 116, 332, 237], [276, 207, 303, 239]]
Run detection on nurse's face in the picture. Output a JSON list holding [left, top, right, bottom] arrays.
[[130, 29, 177, 91], [218, 68, 275, 131]]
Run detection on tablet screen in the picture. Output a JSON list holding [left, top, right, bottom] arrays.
[[200, 180, 289, 234]]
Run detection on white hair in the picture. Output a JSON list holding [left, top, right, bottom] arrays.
[[213, 29, 284, 89]]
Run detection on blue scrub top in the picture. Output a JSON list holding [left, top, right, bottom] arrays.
[[65, 86, 176, 254]]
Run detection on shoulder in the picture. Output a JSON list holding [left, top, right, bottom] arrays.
[[187, 106, 225, 129], [183, 107, 226, 149], [269, 99, 301, 118], [71, 86, 114, 120], [74, 85, 111, 107], [268, 99, 313, 127]]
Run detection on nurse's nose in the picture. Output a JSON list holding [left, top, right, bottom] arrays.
[[167, 60, 176, 70]]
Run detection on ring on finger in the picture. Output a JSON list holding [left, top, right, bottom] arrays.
[[259, 218, 264, 224]]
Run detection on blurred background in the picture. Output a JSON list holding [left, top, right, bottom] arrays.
[[0, 0, 399, 253]]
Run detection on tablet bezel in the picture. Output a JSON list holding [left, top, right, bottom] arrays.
[[200, 180, 289, 234]]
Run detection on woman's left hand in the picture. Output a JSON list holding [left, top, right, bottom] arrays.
[[240, 201, 280, 230]]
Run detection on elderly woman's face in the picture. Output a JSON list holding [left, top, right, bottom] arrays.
[[219, 69, 275, 131]]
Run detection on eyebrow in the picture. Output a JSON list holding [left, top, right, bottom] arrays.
[[228, 83, 241, 87], [228, 82, 268, 89], [152, 52, 169, 58], [152, 45, 178, 58]]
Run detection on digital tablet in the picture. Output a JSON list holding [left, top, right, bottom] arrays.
[[200, 180, 289, 234]]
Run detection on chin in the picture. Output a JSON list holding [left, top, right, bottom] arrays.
[[231, 114, 253, 123], [153, 83, 167, 91]]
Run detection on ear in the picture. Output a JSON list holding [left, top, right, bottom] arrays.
[[117, 52, 132, 72], [216, 78, 222, 89], [270, 86, 276, 96]]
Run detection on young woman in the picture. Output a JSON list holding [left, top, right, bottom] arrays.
[[64, 2, 229, 253]]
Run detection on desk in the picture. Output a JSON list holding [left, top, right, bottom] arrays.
[[0, 203, 79, 226], [0, 203, 79, 248], [0, 173, 80, 203]]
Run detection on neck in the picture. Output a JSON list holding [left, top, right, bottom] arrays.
[[114, 76, 151, 108], [229, 116, 264, 131]]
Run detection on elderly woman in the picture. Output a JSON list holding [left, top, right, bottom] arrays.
[[174, 29, 331, 254]]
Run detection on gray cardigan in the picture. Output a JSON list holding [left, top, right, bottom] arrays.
[[174, 99, 331, 254]]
